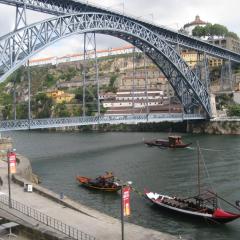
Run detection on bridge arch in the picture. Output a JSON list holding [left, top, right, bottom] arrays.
[[0, 13, 211, 117]]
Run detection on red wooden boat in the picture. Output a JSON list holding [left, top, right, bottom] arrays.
[[145, 191, 240, 223], [144, 136, 191, 148], [145, 143, 240, 223], [76, 172, 121, 192]]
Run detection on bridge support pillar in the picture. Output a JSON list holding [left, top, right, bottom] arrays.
[[131, 47, 136, 114], [228, 58, 233, 91], [82, 33, 100, 117], [221, 60, 233, 91], [143, 52, 149, 118], [210, 93, 217, 118], [13, 3, 28, 120], [203, 52, 210, 93], [27, 61, 31, 121]]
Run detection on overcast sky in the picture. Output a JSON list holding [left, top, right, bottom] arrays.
[[0, 0, 239, 59]]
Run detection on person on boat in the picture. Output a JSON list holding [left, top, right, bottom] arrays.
[[236, 200, 240, 207], [95, 176, 106, 186]]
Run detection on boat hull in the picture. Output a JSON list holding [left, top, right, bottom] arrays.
[[145, 192, 240, 224], [144, 140, 192, 148], [76, 176, 121, 192]]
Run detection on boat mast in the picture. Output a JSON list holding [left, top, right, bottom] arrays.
[[197, 141, 201, 196]]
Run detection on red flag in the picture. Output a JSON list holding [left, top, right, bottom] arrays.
[[122, 186, 131, 216], [8, 152, 16, 174]]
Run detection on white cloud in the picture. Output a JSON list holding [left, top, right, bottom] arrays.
[[0, 0, 240, 59]]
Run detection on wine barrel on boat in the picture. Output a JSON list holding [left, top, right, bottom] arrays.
[[144, 135, 192, 148], [76, 172, 121, 192]]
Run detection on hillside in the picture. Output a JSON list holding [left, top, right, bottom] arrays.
[[0, 52, 157, 119]]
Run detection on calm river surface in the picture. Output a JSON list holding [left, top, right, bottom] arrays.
[[3, 131, 240, 240]]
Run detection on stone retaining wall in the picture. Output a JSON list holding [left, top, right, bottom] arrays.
[[188, 120, 240, 134]]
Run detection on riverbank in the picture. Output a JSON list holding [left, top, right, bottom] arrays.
[[49, 119, 240, 135], [188, 119, 240, 134], [0, 153, 179, 240]]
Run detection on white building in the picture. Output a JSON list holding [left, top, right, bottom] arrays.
[[183, 15, 208, 36], [102, 89, 168, 115], [29, 45, 138, 67]]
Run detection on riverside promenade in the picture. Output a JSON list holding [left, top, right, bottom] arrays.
[[0, 155, 179, 240]]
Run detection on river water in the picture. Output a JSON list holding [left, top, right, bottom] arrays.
[[3, 131, 240, 240]]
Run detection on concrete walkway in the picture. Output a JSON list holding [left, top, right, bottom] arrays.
[[0, 160, 178, 240]]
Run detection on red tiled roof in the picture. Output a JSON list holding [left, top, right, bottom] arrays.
[[184, 15, 207, 29]]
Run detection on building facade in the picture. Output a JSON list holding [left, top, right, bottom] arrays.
[[101, 89, 181, 116], [46, 90, 75, 103], [183, 15, 208, 36]]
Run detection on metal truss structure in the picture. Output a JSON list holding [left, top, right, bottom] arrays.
[[82, 32, 100, 117], [1, 0, 240, 62], [0, 13, 211, 117], [0, 113, 205, 131]]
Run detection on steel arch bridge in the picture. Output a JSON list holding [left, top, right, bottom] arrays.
[[1, 0, 240, 62], [0, 12, 211, 117]]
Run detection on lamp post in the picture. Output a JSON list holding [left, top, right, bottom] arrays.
[[121, 181, 132, 240], [7, 148, 16, 209], [7, 149, 12, 208], [120, 185, 124, 240]]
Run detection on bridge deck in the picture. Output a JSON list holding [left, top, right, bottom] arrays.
[[0, 114, 205, 131]]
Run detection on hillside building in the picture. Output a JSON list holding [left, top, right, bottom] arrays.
[[183, 15, 208, 36], [46, 90, 75, 103], [101, 89, 181, 116], [208, 37, 240, 54]]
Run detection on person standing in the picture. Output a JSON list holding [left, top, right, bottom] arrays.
[[0, 176, 3, 188]]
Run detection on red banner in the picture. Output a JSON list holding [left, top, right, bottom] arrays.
[[122, 186, 131, 216], [8, 152, 16, 174]]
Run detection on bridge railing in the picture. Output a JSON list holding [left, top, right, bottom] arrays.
[[0, 194, 96, 240], [0, 113, 205, 131]]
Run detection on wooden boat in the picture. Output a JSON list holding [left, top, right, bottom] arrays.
[[145, 143, 240, 223], [144, 135, 192, 148], [145, 191, 240, 223], [76, 172, 121, 192]]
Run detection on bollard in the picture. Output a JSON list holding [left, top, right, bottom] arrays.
[[60, 192, 64, 200]]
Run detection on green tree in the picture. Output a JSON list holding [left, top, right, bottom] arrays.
[[226, 31, 239, 40], [205, 23, 213, 37], [75, 87, 83, 102], [53, 102, 70, 117], [32, 93, 53, 118], [0, 93, 13, 105], [44, 74, 56, 88], [2, 105, 12, 120], [108, 74, 118, 92], [16, 103, 28, 119], [192, 26, 206, 37], [193, 23, 239, 39], [72, 105, 81, 116], [227, 104, 240, 116], [212, 24, 228, 37]]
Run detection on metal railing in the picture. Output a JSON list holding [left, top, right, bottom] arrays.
[[0, 194, 96, 240], [0, 113, 205, 131]]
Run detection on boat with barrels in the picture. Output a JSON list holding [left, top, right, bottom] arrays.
[[144, 135, 192, 148], [76, 172, 121, 192], [145, 143, 240, 223], [145, 190, 240, 223]]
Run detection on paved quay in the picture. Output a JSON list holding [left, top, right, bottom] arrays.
[[0, 157, 179, 240]]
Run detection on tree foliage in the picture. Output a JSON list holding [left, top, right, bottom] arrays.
[[53, 102, 70, 117], [192, 23, 239, 39], [108, 74, 118, 92], [16, 103, 28, 119], [32, 93, 53, 118], [227, 104, 240, 116]]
